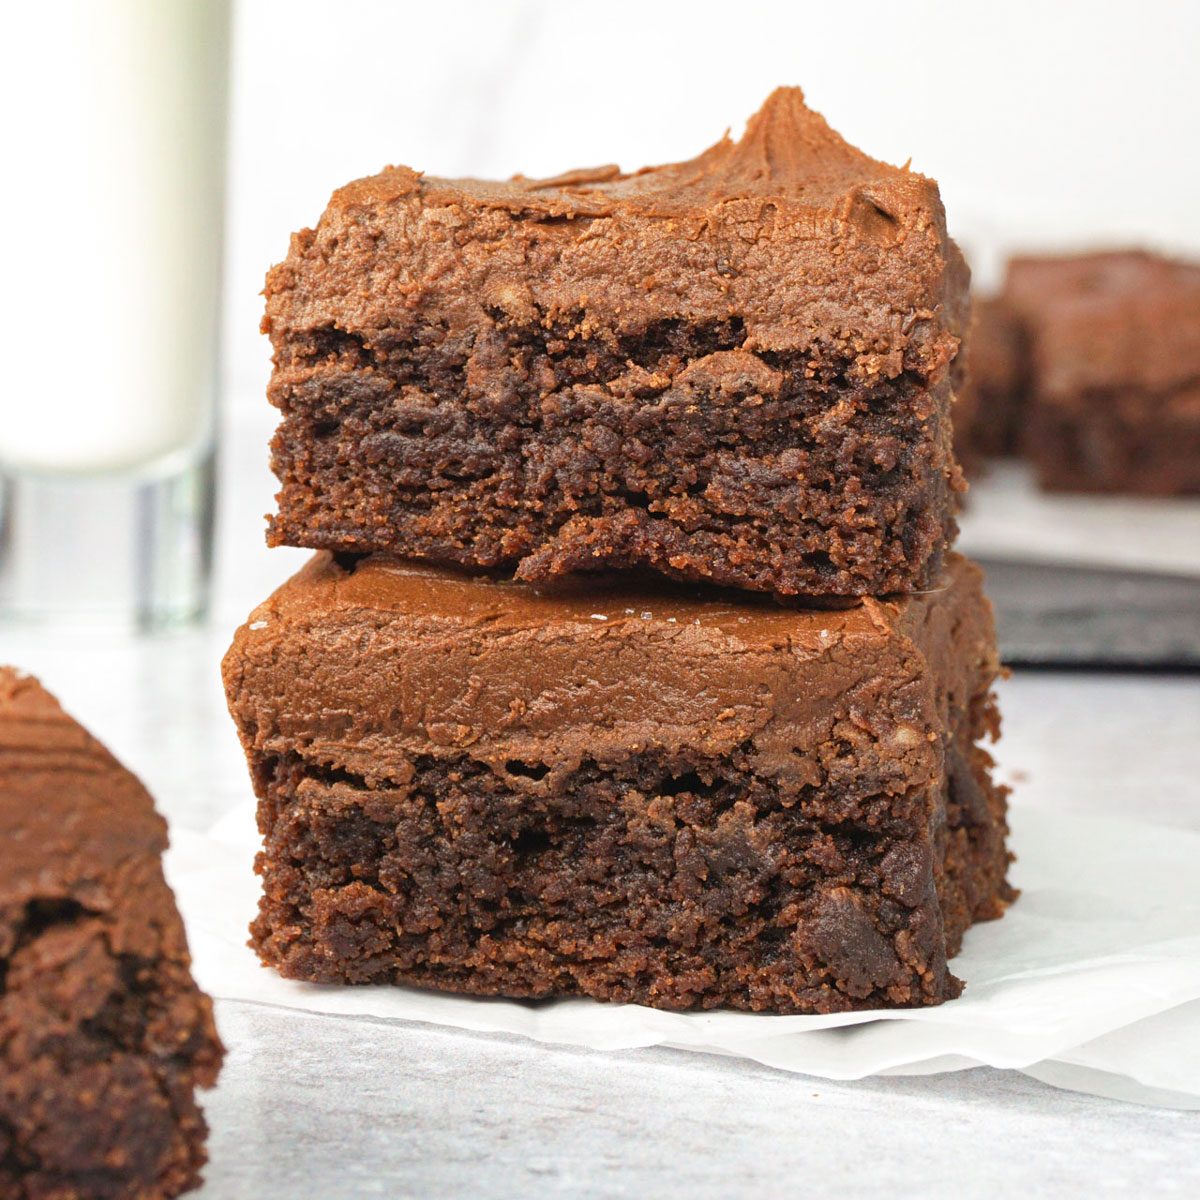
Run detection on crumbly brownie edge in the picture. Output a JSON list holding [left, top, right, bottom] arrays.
[[0, 668, 223, 1200]]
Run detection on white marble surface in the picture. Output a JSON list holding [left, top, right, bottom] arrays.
[[3, 420, 1200, 1195], [200, 1005, 1198, 1200]]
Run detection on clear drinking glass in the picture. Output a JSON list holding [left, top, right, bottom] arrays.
[[0, 0, 230, 629]]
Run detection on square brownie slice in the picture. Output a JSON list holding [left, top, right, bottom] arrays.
[[1003, 250, 1200, 494], [223, 553, 1013, 1014], [263, 87, 969, 597], [0, 669, 223, 1200]]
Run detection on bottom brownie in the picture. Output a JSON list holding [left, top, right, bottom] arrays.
[[224, 553, 1014, 1014], [0, 669, 223, 1200]]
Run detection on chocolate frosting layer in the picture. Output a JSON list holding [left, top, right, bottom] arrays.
[[266, 88, 968, 379], [224, 553, 995, 797], [0, 669, 168, 908], [470, 87, 906, 212]]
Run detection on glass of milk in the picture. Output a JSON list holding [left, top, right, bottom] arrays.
[[0, 0, 230, 628]]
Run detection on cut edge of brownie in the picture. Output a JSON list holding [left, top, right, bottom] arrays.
[[1023, 382, 1200, 494], [245, 699, 1010, 1013], [0, 898, 223, 1200], [265, 338, 959, 597]]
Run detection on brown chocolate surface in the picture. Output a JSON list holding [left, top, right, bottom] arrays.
[[223, 553, 1013, 1014], [0, 669, 222, 1200], [1002, 250, 1200, 493], [263, 88, 968, 595]]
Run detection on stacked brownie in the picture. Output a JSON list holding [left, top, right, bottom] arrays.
[[225, 88, 1014, 1014]]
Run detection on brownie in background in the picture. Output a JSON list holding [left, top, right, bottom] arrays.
[[223, 553, 1013, 1015], [1003, 249, 1200, 494], [955, 295, 1026, 473], [262, 88, 970, 598], [0, 669, 222, 1200]]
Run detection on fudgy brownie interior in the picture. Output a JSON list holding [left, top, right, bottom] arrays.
[[271, 317, 953, 595]]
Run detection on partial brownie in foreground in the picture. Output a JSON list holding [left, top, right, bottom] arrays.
[[1004, 250, 1200, 494], [263, 87, 969, 597], [0, 669, 222, 1200], [223, 553, 1013, 1014]]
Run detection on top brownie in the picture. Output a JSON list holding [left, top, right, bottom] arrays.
[[264, 88, 969, 596]]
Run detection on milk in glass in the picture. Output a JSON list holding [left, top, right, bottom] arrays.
[[0, 0, 229, 475]]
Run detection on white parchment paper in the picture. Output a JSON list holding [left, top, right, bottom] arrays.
[[167, 804, 1200, 1110]]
